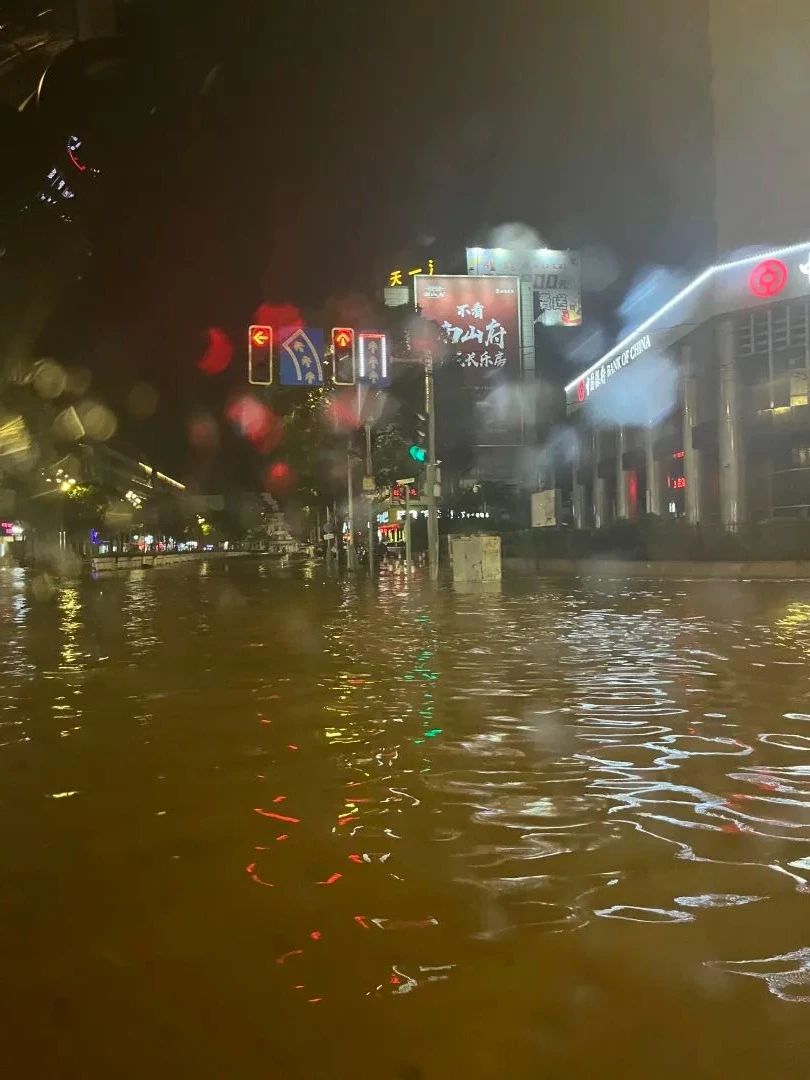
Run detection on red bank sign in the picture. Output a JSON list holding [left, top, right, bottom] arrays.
[[413, 275, 521, 386]]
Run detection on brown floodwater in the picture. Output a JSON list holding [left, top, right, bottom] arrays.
[[1, 558, 810, 1078]]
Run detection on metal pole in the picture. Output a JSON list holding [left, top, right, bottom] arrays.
[[346, 452, 356, 570], [425, 353, 439, 581], [365, 422, 375, 577], [404, 485, 412, 570]]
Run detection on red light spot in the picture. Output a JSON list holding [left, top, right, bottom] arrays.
[[254, 809, 301, 823], [266, 462, 296, 497], [187, 414, 219, 451], [254, 302, 303, 333], [749, 258, 788, 299], [67, 149, 86, 172], [390, 975, 401, 985], [756, 781, 777, 791], [348, 854, 363, 864], [287, 743, 298, 751], [273, 795, 286, 803], [310, 930, 322, 941], [337, 815, 354, 826], [227, 395, 273, 447], [199, 327, 233, 375], [318, 872, 342, 885], [577, 379, 586, 402], [250, 326, 270, 348], [246, 863, 274, 887], [276, 834, 289, 841], [721, 821, 745, 834], [354, 915, 371, 929]]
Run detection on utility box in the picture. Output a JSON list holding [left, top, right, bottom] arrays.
[[449, 534, 501, 582]]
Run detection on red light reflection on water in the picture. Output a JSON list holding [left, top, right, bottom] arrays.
[[254, 808, 300, 823]]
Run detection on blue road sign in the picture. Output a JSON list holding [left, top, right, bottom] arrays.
[[279, 327, 325, 387]]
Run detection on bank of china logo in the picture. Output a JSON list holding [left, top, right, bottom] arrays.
[[801, 253, 810, 284]]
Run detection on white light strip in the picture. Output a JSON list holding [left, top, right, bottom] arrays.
[[565, 239, 810, 392], [358, 336, 365, 378]]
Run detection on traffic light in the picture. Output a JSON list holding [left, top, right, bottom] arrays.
[[331, 327, 356, 385], [409, 411, 427, 463], [248, 324, 272, 385]]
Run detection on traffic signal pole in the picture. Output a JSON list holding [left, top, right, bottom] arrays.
[[425, 353, 439, 582], [346, 451, 356, 570], [365, 421, 376, 577]]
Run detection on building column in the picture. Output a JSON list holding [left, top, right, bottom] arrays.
[[572, 429, 586, 529], [717, 317, 744, 530], [615, 427, 629, 519], [645, 424, 663, 515], [593, 429, 609, 529], [681, 344, 703, 525]]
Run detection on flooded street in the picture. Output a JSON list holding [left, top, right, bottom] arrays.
[[1, 559, 810, 1078]]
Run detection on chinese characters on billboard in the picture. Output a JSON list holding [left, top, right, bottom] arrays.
[[466, 247, 581, 327], [413, 275, 521, 386]]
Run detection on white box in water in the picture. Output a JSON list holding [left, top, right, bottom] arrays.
[[449, 534, 501, 581]]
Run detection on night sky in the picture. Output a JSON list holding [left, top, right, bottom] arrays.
[[5, 0, 715, 482]]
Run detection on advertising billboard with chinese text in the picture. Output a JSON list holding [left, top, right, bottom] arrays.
[[413, 275, 521, 387], [466, 248, 581, 327]]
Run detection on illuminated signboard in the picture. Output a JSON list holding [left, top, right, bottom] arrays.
[[413, 275, 521, 386], [466, 247, 581, 327], [391, 484, 419, 500], [566, 240, 810, 410], [388, 260, 435, 288]]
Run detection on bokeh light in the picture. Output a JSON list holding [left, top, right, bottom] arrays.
[[199, 327, 233, 375], [265, 461, 295, 496], [226, 395, 271, 446]]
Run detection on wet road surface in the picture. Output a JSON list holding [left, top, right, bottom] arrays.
[[1, 559, 809, 1078]]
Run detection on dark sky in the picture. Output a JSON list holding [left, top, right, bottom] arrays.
[[7, 0, 716, 481]]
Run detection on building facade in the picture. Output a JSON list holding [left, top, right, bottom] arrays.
[[566, 242, 810, 529]]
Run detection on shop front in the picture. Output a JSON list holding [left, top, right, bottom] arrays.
[[566, 242, 810, 529]]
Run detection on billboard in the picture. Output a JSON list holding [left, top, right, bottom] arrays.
[[413, 275, 521, 387], [466, 247, 581, 327]]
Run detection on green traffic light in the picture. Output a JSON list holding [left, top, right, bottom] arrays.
[[409, 445, 427, 463]]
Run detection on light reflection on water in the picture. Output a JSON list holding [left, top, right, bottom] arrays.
[[0, 564, 809, 1076]]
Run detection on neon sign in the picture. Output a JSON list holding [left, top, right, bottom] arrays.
[[388, 260, 435, 287], [749, 259, 788, 299]]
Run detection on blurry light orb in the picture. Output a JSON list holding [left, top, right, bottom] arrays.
[[188, 414, 219, 450], [226, 395, 270, 445], [266, 461, 295, 495], [66, 367, 92, 396], [199, 327, 233, 375], [32, 359, 67, 399], [78, 401, 117, 441]]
